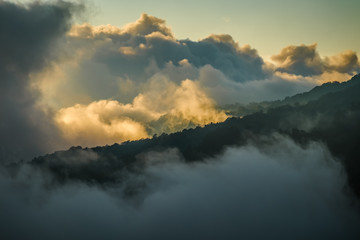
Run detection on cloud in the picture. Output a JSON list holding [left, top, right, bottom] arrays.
[[2, 4, 359, 159], [55, 100, 150, 147], [1, 136, 359, 239], [66, 14, 268, 85], [272, 44, 360, 77], [44, 15, 358, 115], [271, 44, 324, 76], [55, 77, 227, 147], [68, 13, 173, 39], [1, 9, 273, 155], [325, 50, 360, 73], [122, 13, 174, 37], [197, 64, 316, 104], [0, 0, 82, 162]]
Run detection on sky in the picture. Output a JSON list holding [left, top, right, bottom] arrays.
[[86, 0, 360, 58]]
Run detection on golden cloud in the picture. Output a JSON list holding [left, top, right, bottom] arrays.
[[55, 77, 228, 147], [68, 23, 122, 38], [122, 13, 174, 37], [68, 13, 174, 39], [271, 44, 360, 77], [55, 100, 150, 147], [325, 50, 360, 74], [271, 43, 324, 76]]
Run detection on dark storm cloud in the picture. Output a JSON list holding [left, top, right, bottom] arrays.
[[272, 44, 360, 76], [0, 1, 83, 163], [0, 137, 359, 239]]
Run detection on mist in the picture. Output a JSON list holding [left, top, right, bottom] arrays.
[[1, 1, 359, 239], [1, 136, 359, 239]]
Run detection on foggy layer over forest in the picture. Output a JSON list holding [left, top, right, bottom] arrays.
[[1, 1, 360, 239], [1, 74, 359, 239]]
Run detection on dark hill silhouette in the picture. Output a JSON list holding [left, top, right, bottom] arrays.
[[224, 74, 360, 117], [31, 74, 360, 197]]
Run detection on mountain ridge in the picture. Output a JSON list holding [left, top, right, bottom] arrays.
[[30, 73, 360, 196], [224, 73, 360, 117]]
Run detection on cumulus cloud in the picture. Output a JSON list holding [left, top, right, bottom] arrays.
[[325, 50, 360, 73], [68, 13, 173, 39], [44, 14, 359, 115], [2, 2, 359, 159], [0, 0, 82, 162], [55, 77, 227, 147], [66, 14, 267, 85], [272, 44, 360, 77], [35, 16, 360, 148], [1, 137, 359, 239], [122, 13, 174, 37], [55, 100, 150, 147], [271, 44, 324, 76]]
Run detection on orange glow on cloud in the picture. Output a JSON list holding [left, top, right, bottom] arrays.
[[55, 100, 150, 147], [55, 77, 228, 147], [34, 15, 359, 149]]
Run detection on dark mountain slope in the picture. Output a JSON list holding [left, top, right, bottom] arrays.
[[224, 74, 360, 117], [31, 74, 360, 196]]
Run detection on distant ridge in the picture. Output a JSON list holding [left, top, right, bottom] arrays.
[[31, 73, 360, 197], [281, 73, 360, 105], [224, 73, 360, 117]]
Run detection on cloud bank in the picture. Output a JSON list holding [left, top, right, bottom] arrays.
[[41, 13, 358, 147], [1, 137, 359, 239]]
